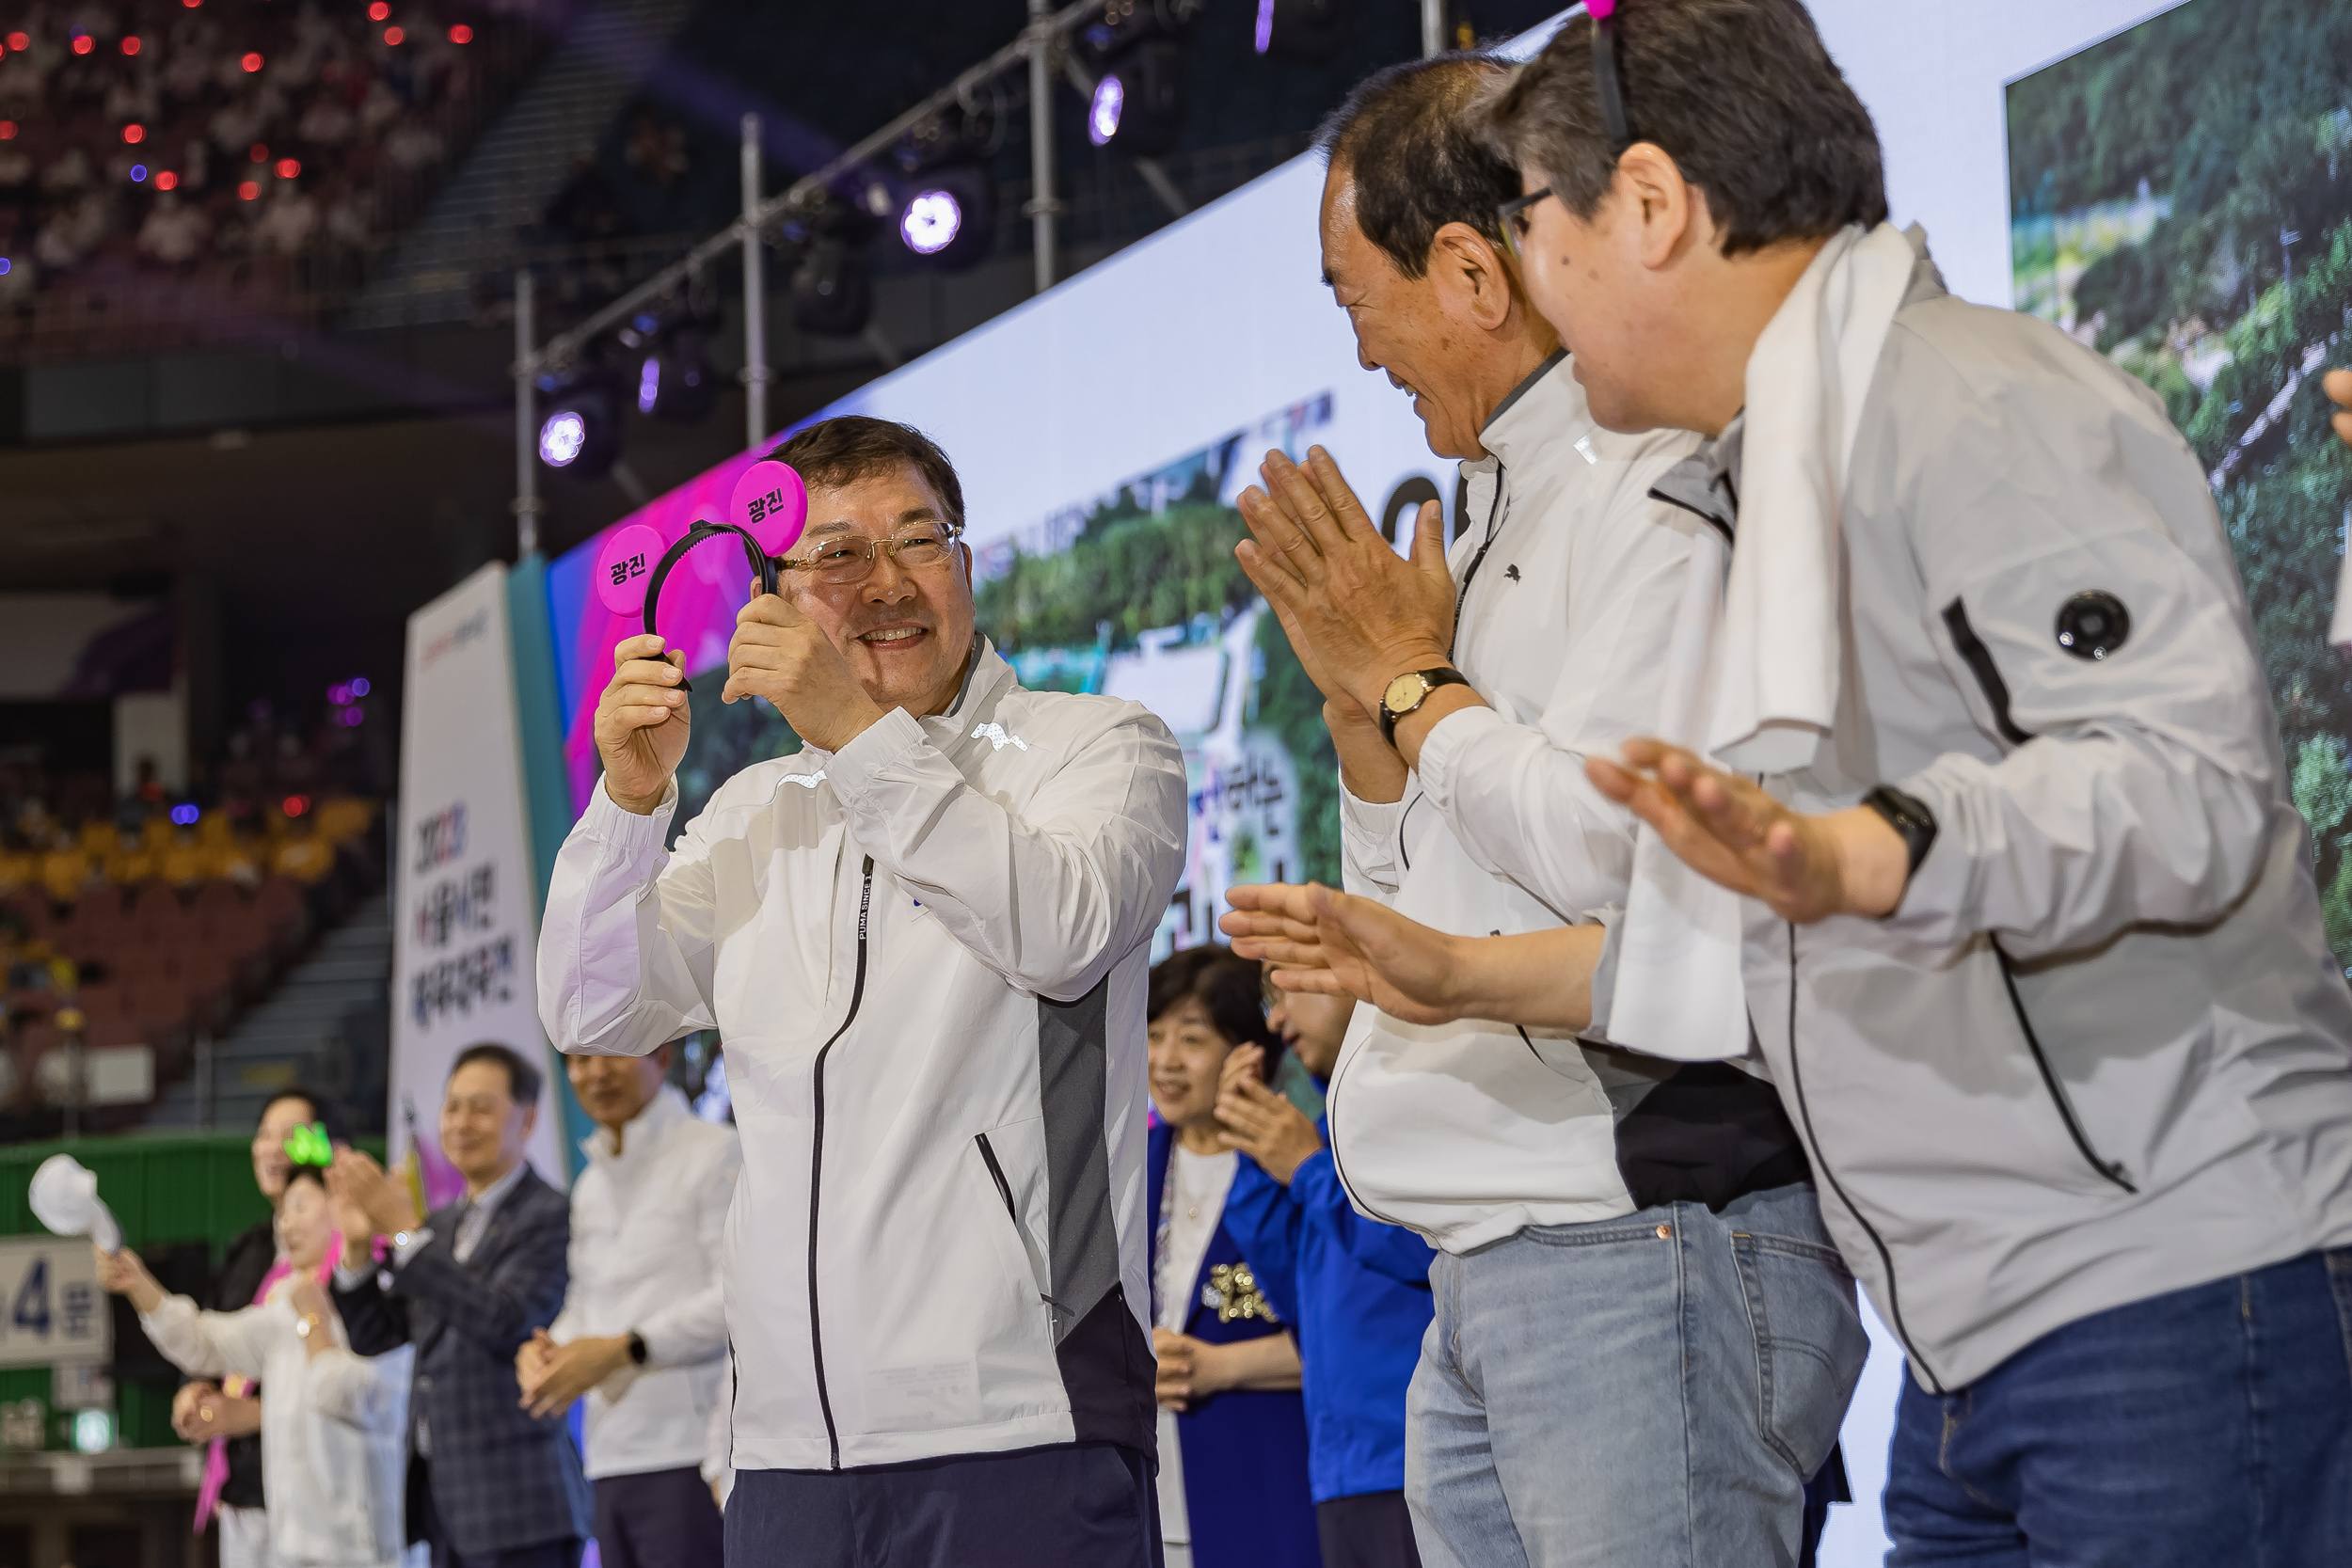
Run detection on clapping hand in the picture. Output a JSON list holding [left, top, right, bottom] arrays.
[[516, 1329, 634, 1418], [1585, 738, 1907, 923], [1234, 448, 1455, 716], [1215, 1045, 1323, 1184], [1220, 883, 1470, 1026], [327, 1148, 420, 1241]]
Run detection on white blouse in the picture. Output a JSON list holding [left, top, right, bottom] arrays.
[[142, 1288, 413, 1568], [1154, 1144, 1237, 1561]]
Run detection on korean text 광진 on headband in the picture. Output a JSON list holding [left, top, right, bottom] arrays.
[[595, 459, 810, 691]]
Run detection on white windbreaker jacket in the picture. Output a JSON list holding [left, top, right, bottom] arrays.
[[1329, 354, 1706, 1251], [549, 1085, 739, 1480], [539, 643, 1187, 1471], [143, 1291, 413, 1568]]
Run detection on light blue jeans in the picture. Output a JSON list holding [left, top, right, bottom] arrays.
[[1406, 1182, 1867, 1568]]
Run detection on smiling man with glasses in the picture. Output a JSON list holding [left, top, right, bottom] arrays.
[[538, 415, 1189, 1568]]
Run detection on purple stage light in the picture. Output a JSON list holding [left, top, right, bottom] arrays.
[[350, 676, 371, 697], [1089, 74, 1124, 147], [900, 189, 963, 256], [169, 803, 199, 826], [1256, 0, 1275, 54], [638, 356, 660, 414], [539, 410, 588, 467], [328, 683, 351, 705]]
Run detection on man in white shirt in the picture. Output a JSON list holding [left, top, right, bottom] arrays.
[[514, 1046, 738, 1568], [537, 417, 1187, 1567], [1226, 55, 1865, 1566]]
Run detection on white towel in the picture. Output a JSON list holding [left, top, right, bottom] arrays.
[[1609, 222, 1920, 1062]]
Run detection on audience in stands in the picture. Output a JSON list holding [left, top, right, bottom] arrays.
[[0, 704, 385, 1134], [0, 0, 554, 322], [1216, 975, 1436, 1568], [1146, 945, 1320, 1568], [173, 1086, 357, 1568], [100, 1162, 416, 1568]]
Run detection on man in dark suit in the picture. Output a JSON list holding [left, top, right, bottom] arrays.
[[329, 1043, 593, 1568]]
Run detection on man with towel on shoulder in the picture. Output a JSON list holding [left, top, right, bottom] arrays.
[[1231, 4, 2352, 1562]]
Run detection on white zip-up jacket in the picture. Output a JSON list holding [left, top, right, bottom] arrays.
[[143, 1291, 413, 1568], [548, 1085, 739, 1479], [539, 642, 1188, 1471], [1329, 354, 1706, 1251]]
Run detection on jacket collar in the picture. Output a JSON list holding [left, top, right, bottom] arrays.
[[1473, 348, 1583, 474], [580, 1083, 690, 1165]]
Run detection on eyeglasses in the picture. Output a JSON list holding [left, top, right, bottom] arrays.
[[780, 525, 964, 588], [1497, 186, 1554, 262]]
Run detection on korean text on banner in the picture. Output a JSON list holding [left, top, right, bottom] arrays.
[[390, 562, 565, 1200]]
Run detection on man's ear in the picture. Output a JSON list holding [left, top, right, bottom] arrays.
[[1615, 143, 1702, 271], [1427, 221, 1518, 333], [519, 1101, 539, 1140]]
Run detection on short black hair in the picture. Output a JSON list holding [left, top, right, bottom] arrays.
[[451, 1042, 542, 1108], [1470, 0, 1886, 257], [259, 1086, 351, 1147], [1313, 53, 1520, 280], [771, 416, 966, 532], [281, 1164, 327, 1197], [1148, 944, 1284, 1082]]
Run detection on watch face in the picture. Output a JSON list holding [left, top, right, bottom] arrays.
[[1383, 672, 1429, 714]]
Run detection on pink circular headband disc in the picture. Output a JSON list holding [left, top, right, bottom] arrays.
[[593, 522, 669, 616], [729, 460, 808, 557]]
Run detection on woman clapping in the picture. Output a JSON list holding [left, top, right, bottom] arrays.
[[96, 1165, 413, 1568]]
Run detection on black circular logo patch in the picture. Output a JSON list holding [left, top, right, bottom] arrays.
[[2055, 591, 2130, 660]]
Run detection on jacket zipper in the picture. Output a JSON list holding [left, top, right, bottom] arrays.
[[1991, 941, 2137, 1194], [1940, 599, 2136, 1193], [1941, 598, 2035, 746], [974, 1132, 1016, 1222], [1782, 922, 1945, 1392], [805, 854, 875, 1471]]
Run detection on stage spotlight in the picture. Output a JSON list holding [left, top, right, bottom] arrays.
[[1088, 40, 1187, 157], [1254, 0, 1351, 61], [621, 306, 721, 424], [898, 173, 994, 269], [535, 368, 621, 479], [790, 235, 874, 336]]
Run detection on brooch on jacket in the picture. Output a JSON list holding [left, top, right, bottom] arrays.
[[1200, 1262, 1278, 1324]]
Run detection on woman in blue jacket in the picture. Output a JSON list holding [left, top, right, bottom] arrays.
[[1217, 975, 1436, 1568], [1147, 944, 1320, 1568]]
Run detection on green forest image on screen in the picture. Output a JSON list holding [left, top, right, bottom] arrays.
[[2007, 0, 2352, 967], [973, 397, 1345, 957]]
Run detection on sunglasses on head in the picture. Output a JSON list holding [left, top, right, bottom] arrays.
[[1495, 1, 1636, 263]]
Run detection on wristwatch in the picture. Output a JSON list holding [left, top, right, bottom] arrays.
[[1377, 667, 1471, 746], [294, 1313, 324, 1341], [1862, 784, 1939, 880], [626, 1331, 648, 1367]]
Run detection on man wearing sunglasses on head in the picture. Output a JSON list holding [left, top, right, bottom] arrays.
[[1225, 52, 1862, 1568], [538, 415, 1187, 1568]]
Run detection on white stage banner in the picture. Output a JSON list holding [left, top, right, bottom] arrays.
[[389, 562, 565, 1202]]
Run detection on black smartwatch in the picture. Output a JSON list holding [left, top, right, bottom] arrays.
[[1377, 667, 1472, 746], [626, 1331, 648, 1367], [1862, 784, 1938, 880]]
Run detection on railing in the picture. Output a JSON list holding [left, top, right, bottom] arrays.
[[0, 135, 1312, 367]]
